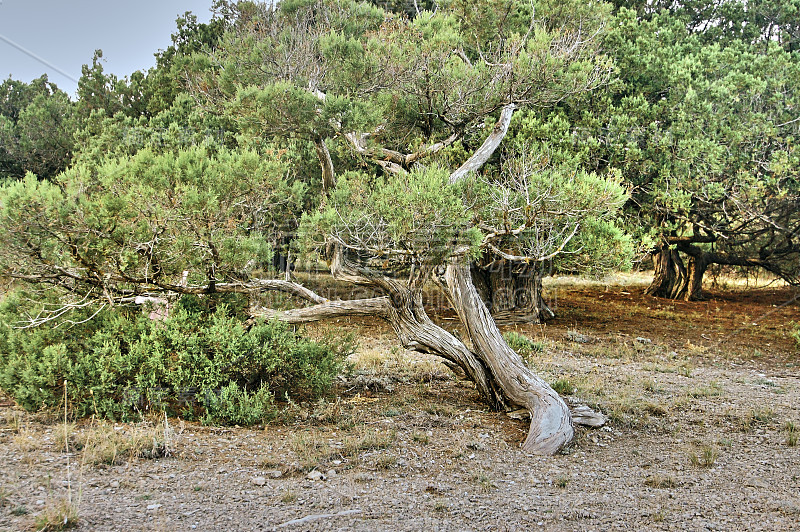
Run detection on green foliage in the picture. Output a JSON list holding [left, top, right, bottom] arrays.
[[0, 75, 78, 181], [299, 166, 482, 266], [466, 153, 633, 276], [502, 331, 544, 356], [550, 378, 575, 396], [0, 145, 304, 297], [0, 292, 352, 424]]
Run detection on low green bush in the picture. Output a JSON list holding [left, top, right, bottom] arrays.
[[0, 292, 353, 424], [503, 331, 545, 356]]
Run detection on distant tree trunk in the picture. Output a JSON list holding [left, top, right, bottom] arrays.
[[645, 246, 688, 299], [645, 245, 707, 301], [473, 262, 554, 324], [684, 252, 709, 301]]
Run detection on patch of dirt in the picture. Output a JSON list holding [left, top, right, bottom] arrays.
[[540, 285, 800, 362], [1, 280, 798, 531]]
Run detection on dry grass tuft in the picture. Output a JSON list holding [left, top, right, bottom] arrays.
[[76, 418, 172, 465], [472, 473, 498, 492], [688, 445, 718, 468], [644, 474, 678, 489], [785, 421, 798, 447], [32, 497, 79, 531]]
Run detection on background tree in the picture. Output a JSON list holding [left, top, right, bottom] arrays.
[[0, 76, 78, 182], [537, 7, 800, 300]]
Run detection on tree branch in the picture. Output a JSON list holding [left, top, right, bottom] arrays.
[[449, 104, 516, 183], [313, 136, 336, 194], [251, 296, 390, 323]]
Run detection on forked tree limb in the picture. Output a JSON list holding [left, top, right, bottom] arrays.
[[342, 130, 462, 174]]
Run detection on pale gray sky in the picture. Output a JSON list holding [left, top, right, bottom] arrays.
[[0, 0, 215, 97]]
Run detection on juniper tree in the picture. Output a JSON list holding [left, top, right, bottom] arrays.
[[0, 0, 630, 453]]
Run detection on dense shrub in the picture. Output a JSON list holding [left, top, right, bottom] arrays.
[[0, 292, 352, 424]]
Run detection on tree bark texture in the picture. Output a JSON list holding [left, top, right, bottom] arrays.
[[445, 263, 573, 454], [473, 261, 554, 324], [645, 245, 707, 301], [313, 136, 336, 195]]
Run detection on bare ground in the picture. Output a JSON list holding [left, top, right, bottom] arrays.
[[1, 276, 799, 531]]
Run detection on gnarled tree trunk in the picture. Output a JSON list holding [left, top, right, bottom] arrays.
[[645, 245, 707, 301], [445, 263, 573, 454], [645, 246, 689, 299], [684, 252, 709, 301], [254, 247, 574, 454], [472, 261, 554, 324]]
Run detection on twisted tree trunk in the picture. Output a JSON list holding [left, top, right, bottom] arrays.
[[253, 247, 574, 454], [445, 263, 573, 454], [645, 244, 708, 301], [646, 246, 688, 299]]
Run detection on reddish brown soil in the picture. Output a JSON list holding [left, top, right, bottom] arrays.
[[539, 285, 800, 361]]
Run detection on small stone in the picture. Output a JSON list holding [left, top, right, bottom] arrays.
[[776, 501, 800, 515], [109, 480, 120, 489], [353, 472, 375, 482], [146, 503, 162, 511], [306, 470, 326, 481], [635, 337, 652, 344], [325, 469, 337, 478], [35, 500, 44, 506], [264, 470, 283, 479], [251, 476, 267, 487]]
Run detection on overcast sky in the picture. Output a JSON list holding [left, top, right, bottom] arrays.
[[0, 0, 215, 97]]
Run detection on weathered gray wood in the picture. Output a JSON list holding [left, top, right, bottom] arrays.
[[508, 405, 607, 428], [313, 136, 336, 195], [252, 297, 391, 323], [445, 263, 573, 454], [449, 104, 516, 184]]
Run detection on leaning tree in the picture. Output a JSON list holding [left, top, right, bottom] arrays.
[[0, 0, 629, 453], [188, 0, 621, 321]]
